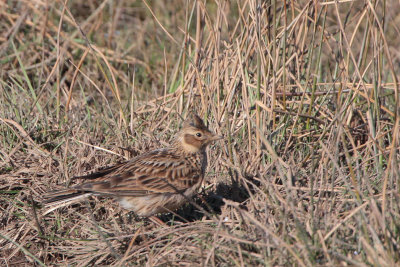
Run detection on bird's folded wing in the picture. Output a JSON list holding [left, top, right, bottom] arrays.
[[73, 149, 202, 196]]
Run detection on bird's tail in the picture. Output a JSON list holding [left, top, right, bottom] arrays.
[[42, 189, 91, 215]]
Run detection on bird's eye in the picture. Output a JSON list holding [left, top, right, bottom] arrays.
[[196, 132, 202, 137]]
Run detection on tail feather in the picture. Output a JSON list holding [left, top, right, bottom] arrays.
[[42, 189, 92, 214], [43, 189, 86, 204], [42, 164, 126, 214]]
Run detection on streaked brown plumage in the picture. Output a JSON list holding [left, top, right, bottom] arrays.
[[43, 114, 222, 217]]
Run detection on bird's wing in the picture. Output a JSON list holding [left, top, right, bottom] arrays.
[[74, 149, 202, 196]]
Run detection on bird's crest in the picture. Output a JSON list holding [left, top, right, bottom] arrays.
[[183, 113, 207, 130]]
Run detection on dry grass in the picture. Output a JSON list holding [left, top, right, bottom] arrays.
[[1, 0, 400, 266]]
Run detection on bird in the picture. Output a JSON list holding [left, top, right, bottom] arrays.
[[43, 113, 222, 217]]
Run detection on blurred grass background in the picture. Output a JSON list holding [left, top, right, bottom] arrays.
[[1, 0, 400, 266]]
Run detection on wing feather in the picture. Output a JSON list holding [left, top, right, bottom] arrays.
[[72, 148, 202, 196]]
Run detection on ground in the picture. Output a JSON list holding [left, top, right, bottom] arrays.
[[1, 1, 400, 266]]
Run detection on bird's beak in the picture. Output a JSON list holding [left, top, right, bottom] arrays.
[[211, 134, 223, 141]]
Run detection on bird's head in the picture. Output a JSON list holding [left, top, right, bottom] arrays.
[[175, 114, 222, 153]]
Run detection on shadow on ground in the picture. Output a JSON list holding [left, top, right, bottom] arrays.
[[156, 180, 251, 224]]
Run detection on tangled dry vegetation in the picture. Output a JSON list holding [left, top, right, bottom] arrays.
[[1, 0, 400, 266]]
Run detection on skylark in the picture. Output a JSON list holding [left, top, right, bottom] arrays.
[[44, 114, 222, 217]]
